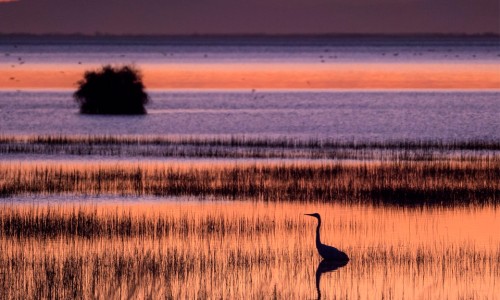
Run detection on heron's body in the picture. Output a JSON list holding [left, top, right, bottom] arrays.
[[305, 213, 349, 262]]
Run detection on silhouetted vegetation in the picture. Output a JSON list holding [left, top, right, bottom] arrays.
[[1, 160, 498, 206], [0, 203, 498, 299], [0, 135, 498, 161], [73, 65, 149, 115]]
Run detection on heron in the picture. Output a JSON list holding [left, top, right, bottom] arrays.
[[305, 213, 349, 262]]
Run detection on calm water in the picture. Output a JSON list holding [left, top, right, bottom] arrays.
[[1, 36, 498, 299], [1, 36, 498, 64], [1, 36, 498, 140], [0, 201, 498, 299], [0, 90, 498, 140]]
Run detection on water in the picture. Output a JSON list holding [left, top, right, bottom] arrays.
[[1, 90, 499, 141], [1, 36, 498, 133], [0, 36, 498, 299], [0, 201, 498, 299], [1, 35, 498, 64]]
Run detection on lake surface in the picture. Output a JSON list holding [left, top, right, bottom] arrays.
[[1, 36, 499, 89], [1, 90, 499, 141], [0, 36, 498, 299], [1, 35, 498, 64]]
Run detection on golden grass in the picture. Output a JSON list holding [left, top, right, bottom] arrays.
[[0, 202, 498, 299], [0, 159, 498, 206]]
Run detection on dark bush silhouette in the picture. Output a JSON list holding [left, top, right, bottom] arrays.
[[74, 65, 149, 115]]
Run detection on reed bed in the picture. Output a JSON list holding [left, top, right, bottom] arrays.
[[1, 136, 497, 298], [0, 160, 498, 206], [1, 135, 498, 160], [0, 202, 498, 299], [3, 135, 500, 150]]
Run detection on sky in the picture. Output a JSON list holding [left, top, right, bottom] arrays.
[[0, 0, 498, 35]]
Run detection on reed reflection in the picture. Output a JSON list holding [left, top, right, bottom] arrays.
[[0, 202, 498, 298], [315, 259, 349, 300]]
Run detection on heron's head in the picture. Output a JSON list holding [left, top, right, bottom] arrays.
[[304, 213, 321, 219]]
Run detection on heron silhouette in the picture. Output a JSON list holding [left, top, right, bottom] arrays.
[[305, 213, 349, 262]]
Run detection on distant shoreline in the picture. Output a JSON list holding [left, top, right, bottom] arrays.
[[0, 32, 498, 40], [1, 33, 497, 47]]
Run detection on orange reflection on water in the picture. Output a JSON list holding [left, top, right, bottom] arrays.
[[0, 62, 498, 90], [0, 201, 498, 299]]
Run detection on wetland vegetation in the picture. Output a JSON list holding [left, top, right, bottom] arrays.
[[74, 66, 149, 115], [1, 36, 499, 299], [0, 159, 498, 206], [0, 135, 498, 299], [0, 202, 498, 299], [1, 135, 498, 160]]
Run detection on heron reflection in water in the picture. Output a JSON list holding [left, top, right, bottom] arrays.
[[316, 259, 348, 299], [305, 213, 349, 299]]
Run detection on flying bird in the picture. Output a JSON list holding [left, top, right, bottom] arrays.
[[305, 213, 349, 262]]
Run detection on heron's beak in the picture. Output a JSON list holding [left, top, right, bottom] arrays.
[[304, 213, 314, 216]]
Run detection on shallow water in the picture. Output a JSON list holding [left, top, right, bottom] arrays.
[[0, 200, 498, 299], [1, 90, 499, 141], [0, 36, 498, 299]]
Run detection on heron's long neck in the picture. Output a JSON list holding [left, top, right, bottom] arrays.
[[315, 217, 322, 247]]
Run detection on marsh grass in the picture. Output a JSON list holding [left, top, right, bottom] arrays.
[[1, 135, 498, 298], [0, 202, 498, 299], [0, 160, 498, 206], [1, 135, 498, 160]]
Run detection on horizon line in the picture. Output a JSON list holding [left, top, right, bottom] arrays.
[[1, 32, 499, 39]]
